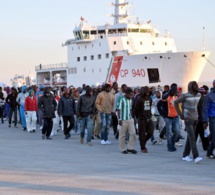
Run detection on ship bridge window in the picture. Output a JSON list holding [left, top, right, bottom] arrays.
[[128, 28, 139, 33], [147, 68, 160, 83], [84, 56, 87, 61], [106, 53, 109, 58], [140, 29, 151, 33], [108, 29, 117, 34], [98, 30, 105, 34], [118, 28, 127, 33], [165, 42, 168, 46], [98, 54, 101, 59], [91, 55, 94, 60], [74, 31, 83, 40], [90, 30, 97, 35], [140, 41, 143, 45], [77, 57, 80, 62], [83, 31, 90, 39]]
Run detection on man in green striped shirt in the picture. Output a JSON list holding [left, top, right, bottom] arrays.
[[117, 88, 137, 154]]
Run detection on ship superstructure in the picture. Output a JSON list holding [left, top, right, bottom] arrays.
[[36, 0, 210, 90]]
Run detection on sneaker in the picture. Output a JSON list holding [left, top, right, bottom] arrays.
[[91, 136, 95, 140], [158, 138, 162, 144], [46, 137, 52, 140], [194, 157, 203, 163], [141, 147, 148, 153], [175, 142, 183, 147], [40, 126, 43, 130], [168, 147, 177, 152], [80, 138, 84, 144], [152, 140, 157, 145], [23, 127, 27, 131], [127, 149, 137, 154], [96, 135, 101, 139], [121, 150, 128, 154], [105, 140, 111, 145], [101, 140, 106, 145], [206, 154, 215, 159], [182, 156, 193, 162], [87, 142, 93, 146], [32, 130, 36, 133]]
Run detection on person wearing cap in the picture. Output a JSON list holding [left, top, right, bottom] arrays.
[[202, 80, 215, 159], [95, 83, 114, 145], [195, 85, 209, 151], [24, 89, 37, 132], [174, 81, 203, 163]]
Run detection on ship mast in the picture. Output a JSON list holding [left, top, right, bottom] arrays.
[[112, 0, 130, 24]]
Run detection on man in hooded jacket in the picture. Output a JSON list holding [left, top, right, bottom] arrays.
[[38, 87, 57, 139], [16, 86, 28, 130], [135, 86, 153, 153], [174, 81, 203, 163]]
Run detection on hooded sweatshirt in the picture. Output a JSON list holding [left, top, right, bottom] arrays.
[[202, 87, 215, 122], [16, 86, 28, 107], [174, 81, 201, 120], [135, 86, 152, 120]]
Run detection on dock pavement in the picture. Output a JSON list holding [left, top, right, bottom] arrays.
[[0, 122, 215, 195]]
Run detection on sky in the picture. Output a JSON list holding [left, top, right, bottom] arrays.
[[0, 0, 215, 86]]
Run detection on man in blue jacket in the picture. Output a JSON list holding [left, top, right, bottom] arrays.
[[202, 79, 215, 159]]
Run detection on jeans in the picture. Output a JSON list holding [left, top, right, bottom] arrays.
[[100, 112, 112, 141], [164, 117, 179, 150], [20, 106, 26, 128], [80, 115, 92, 143], [207, 117, 215, 156], [183, 119, 199, 159], [73, 115, 80, 133], [9, 107, 18, 126]]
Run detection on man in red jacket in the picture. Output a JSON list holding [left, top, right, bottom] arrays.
[[25, 89, 37, 132]]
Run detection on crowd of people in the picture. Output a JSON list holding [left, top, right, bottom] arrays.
[[0, 79, 215, 163]]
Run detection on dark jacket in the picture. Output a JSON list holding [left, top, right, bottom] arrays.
[[197, 96, 205, 121], [38, 89, 57, 119], [135, 87, 152, 120], [6, 93, 18, 108], [77, 94, 95, 117], [202, 88, 215, 122], [58, 94, 76, 116]]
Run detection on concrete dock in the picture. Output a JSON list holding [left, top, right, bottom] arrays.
[[0, 122, 214, 195]]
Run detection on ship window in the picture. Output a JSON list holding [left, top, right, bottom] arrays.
[[91, 30, 97, 35], [83, 68, 86, 72], [98, 30, 105, 34], [98, 54, 101, 59], [99, 43, 101, 46], [99, 68, 101, 72], [106, 53, 109, 58], [165, 42, 168, 46], [108, 29, 117, 34], [147, 68, 160, 83], [77, 57, 80, 62], [85, 45, 87, 49], [83, 31, 89, 39], [140, 41, 143, 45], [152, 42, 155, 45], [140, 29, 151, 33], [128, 28, 139, 33], [114, 41, 116, 45], [91, 55, 94, 60], [92, 44, 94, 48], [78, 46, 80, 50], [74, 31, 82, 40], [92, 69, 94, 73], [72, 47, 73, 50], [74, 67, 77, 74], [118, 28, 126, 33], [84, 56, 87, 61], [127, 41, 129, 45]]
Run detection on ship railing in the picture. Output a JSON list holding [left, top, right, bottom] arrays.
[[35, 63, 68, 71]]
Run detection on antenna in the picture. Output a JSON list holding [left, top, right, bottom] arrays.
[[202, 27, 206, 50]]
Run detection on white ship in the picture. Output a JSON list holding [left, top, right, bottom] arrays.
[[35, 0, 210, 91]]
